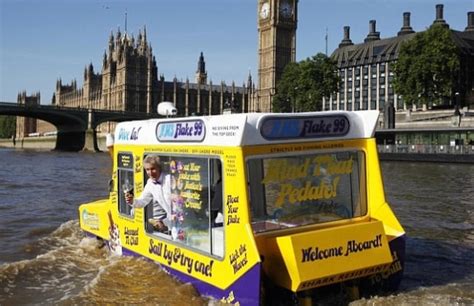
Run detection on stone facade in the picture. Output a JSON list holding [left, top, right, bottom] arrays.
[[15, 91, 39, 138], [50, 27, 257, 133], [257, 0, 298, 112]]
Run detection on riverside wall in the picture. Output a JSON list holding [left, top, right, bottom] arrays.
[[0, 135, 108, 151], [2, 136, 473, 164], [379, 152, 474, 163]]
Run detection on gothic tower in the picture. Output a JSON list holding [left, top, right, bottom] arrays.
[[257, 0, 297, 112], [101, 27, 158, 114], [195, 52, 208, 85], [16, 91, 40, 139]]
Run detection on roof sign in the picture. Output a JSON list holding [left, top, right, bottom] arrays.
[[156, 119, 206, 142], [260, 115, 350, 140]]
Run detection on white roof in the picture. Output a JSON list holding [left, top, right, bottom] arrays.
[[113, 110, 379, 147]]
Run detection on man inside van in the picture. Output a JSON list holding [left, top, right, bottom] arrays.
[[125, 154, 171, 233]]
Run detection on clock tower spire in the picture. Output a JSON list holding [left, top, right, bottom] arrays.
[[257, 0, 297, 112]]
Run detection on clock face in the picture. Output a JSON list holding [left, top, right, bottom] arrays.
[[280, 1, 292, 18], [260, 2, 270, 19]]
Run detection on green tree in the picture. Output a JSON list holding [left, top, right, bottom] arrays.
[[393, 24, 460, 108], [0, 115, 16, 138], [273, 53, 339, 112]]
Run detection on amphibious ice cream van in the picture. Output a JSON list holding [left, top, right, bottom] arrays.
[[79, 110, 405, 305]]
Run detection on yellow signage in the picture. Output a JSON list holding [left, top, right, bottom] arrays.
[[271, 221, 393, 291]]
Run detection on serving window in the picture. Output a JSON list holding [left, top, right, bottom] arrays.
[[247, 150, 366, 233], [117, 152, 134, 216], [142, 154, 224, 257]]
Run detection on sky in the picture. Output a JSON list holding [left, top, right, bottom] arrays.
[[1, 0, 473, 104]]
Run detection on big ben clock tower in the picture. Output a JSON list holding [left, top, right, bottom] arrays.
[[257, 0, 297, 112]]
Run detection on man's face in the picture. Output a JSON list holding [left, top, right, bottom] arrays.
[[144, 162, 161, 181]]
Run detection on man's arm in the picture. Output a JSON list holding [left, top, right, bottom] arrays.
[[132, 182, 154, 208]]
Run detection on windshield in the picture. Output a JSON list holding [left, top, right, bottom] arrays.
[[247, 150, 366, 233]]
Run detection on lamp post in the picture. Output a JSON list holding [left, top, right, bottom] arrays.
[[292, 86, 298, 113], [454, 91, 460, 111], [223, 98, 231, 114], [453, 92, 461, 127]]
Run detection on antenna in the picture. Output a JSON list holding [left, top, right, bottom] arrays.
[[125, 9, 128, 33], [325, 27, 328, 56]]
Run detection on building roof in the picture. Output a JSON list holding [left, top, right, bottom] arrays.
[[331, 6, 474, 68], [452, 30, 474, 55], [331, 33, 415, 68]]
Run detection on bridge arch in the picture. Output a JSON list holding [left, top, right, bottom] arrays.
[[0, 102, 158, 151]]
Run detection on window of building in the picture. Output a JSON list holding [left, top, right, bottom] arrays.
[[362, 98, 368, 110], [379, 99, 385, 110], [247, 151, 366, 233], [397, 96, 404, 109], [140, 154, 224, 257], [371, 100, 376, 110], [380, 96, 386, 110], [373, 45, 386, 55], [388, 94, 394, 105]]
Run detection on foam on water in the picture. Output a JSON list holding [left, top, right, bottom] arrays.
[[0, 220, 210, 305]]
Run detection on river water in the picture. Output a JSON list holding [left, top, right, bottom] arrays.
[[0, 149, 473, 305]]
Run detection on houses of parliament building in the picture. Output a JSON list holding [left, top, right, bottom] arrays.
[[53, 27, 257, 117], [17, 26, 257, 137], [16, 0, 299, 138]]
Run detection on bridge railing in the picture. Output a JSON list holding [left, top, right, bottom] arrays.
[[0, 101, 158, 117], [378, 144, 474, 155]]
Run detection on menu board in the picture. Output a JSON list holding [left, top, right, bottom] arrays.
[[168, 157, 209, 244]]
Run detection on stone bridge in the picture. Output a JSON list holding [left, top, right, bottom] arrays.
[[0, 102, 158, 151]]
